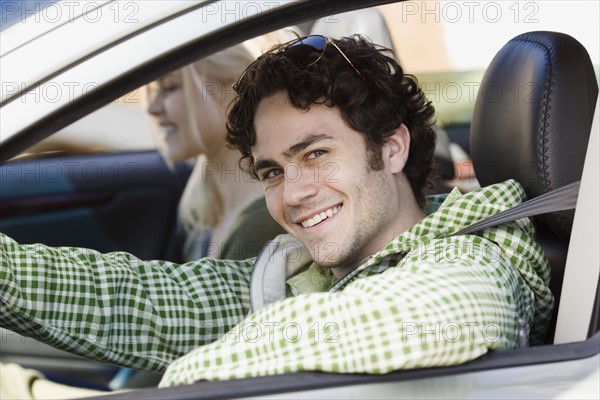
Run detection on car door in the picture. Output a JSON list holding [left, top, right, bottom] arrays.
[[0, 150, 189, 262]]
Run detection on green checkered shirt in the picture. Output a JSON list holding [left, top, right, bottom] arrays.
[[0, 180, 553, 386]]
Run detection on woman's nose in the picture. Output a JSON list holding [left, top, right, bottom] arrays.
[[147, 92, 163, 116]]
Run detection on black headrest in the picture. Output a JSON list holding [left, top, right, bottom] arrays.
[[470, 31, 598, 240]]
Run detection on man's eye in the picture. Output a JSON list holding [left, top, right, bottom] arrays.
[[262, 169, 283, 182], [307, 149, 327, 160]]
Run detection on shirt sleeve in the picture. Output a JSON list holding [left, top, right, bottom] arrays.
[[0, 232, 253, 372], [160, 235, 528, 385]]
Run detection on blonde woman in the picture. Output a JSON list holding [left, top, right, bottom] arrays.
[[147, 36, 287, 262]]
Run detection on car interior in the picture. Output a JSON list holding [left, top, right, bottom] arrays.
[[469, 30, 598, 344], [0, 1, 598, 398]]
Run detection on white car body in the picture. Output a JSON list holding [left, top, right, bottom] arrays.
[[0, 1, 598, 398]]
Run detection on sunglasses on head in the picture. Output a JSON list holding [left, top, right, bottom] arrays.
[[284, 35, 366, 80], [233, 35, 365, 93]]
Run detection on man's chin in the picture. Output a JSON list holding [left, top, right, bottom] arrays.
[[303, 240, 342, 265]]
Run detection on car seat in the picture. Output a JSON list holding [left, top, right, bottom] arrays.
[[469, 31, 598, 343]]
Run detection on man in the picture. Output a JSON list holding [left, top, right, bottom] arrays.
[[0, 35, 552, 391]]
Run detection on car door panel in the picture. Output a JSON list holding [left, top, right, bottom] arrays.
[[0, 150, 189, 261]]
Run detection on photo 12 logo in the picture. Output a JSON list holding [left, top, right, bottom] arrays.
[[221, 321, 340, 344], [1, 1, 140, 26], [1, 81, 140, 105], [399, 1, 540, 24]]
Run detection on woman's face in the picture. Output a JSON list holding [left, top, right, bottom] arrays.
[[147, 69, 226, 162]]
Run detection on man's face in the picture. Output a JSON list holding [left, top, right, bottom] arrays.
[[252, 92, 416, 277]]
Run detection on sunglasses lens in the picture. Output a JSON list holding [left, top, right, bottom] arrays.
[[284, 35, 327, 68], [290, 35, 327, 50]]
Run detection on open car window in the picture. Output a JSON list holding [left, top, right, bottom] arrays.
[[0, 1, 598, 398]]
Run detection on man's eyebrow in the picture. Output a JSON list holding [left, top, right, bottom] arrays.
[[282, 134, 335, 158], [253, 134, 335, 175], [253, 158, 279, 175]]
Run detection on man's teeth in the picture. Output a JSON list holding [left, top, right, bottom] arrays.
[[301, 206, 340, 228]]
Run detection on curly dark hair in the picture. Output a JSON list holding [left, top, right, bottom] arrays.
[[226, 35, 436, 208]]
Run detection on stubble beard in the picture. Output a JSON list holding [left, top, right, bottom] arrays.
[[310, 167, 394, 271]]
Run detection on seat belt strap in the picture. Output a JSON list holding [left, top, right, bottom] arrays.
[[453, 180, 580, 349], [454, 180, 580, 236]]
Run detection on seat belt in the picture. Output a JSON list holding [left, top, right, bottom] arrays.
[[454, 180, 580, 236], [451, 180, 579, 349]]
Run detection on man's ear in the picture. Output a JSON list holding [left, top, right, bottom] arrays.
[[386, 123, 411, 174]]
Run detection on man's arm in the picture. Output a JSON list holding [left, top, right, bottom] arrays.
[[160, 235, 541, 385], [0, 233, 253, 372]]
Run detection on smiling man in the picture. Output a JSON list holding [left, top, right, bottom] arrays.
[[252, 93, 424, 277], [0, 35, 553, 393]]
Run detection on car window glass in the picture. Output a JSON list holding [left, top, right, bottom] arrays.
[[0, 0, 58, 31], [20, 88, 155, 159]]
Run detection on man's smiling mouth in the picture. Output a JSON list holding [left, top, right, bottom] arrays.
[[300, 205, 341, 228]]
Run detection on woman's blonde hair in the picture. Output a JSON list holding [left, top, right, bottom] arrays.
[[155, 32, 294, 233]]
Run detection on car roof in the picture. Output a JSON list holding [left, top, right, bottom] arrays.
[[1, 1, 208, 103]]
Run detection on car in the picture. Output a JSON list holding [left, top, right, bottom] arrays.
[[0, 1, 598, 398]]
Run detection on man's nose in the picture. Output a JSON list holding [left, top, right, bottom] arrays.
[[283, 165, 318, 206]]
